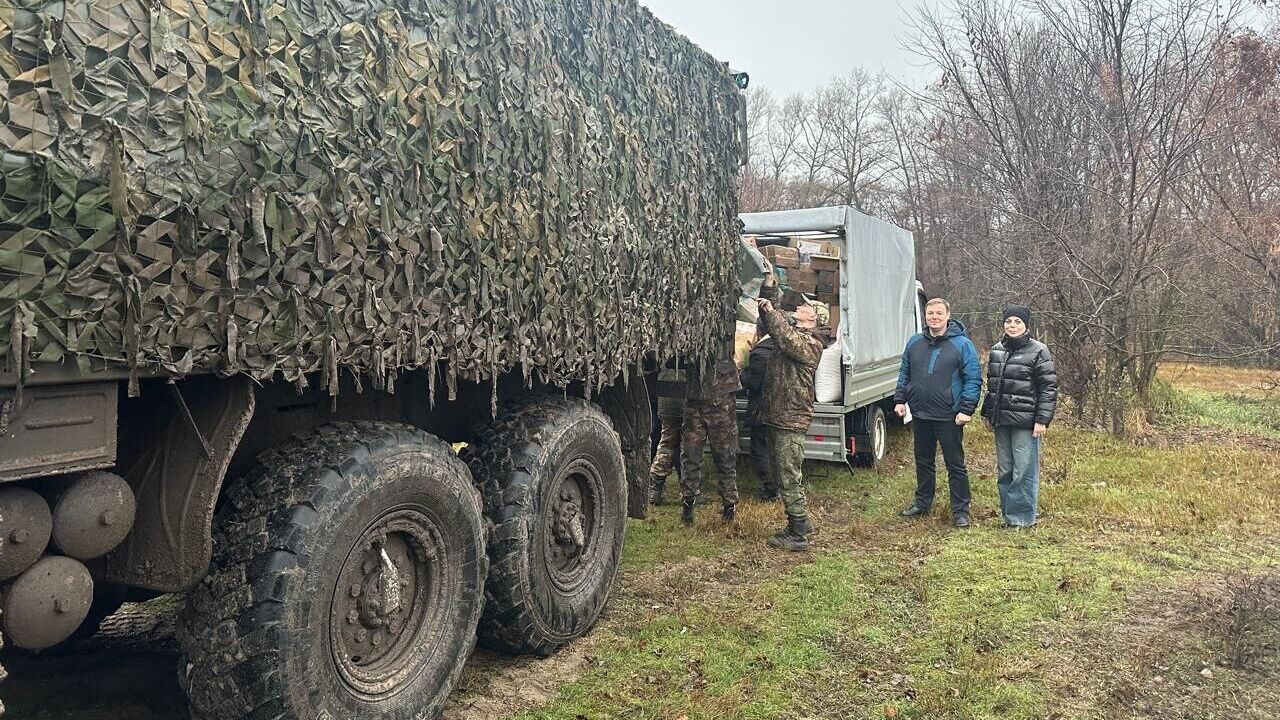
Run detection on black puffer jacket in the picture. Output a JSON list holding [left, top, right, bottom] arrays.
[[740, 337, 776, 424], [981, 335, 1058, 428]]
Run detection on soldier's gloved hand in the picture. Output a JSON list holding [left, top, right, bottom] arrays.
[[757, 298, 773, 315], [761, 259, 777, 287]]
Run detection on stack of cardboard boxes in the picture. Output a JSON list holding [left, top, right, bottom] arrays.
[[757, 240, 841, 332]]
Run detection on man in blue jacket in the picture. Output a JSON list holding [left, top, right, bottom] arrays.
[[893, 298, 982, 528]]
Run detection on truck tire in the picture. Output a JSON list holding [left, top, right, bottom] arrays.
[[467, 398, 626, 656], [854, 405, 888, 468], [598, 373, 653, 520], [178, 422, 486, 720]]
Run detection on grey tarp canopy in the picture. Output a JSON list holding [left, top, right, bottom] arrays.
[[741, 206, 916, 369]]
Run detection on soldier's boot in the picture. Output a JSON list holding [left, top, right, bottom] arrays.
[[760, 486, 780, 502], [649, 476, 666, 506], [767, 515, 813, 552], [681, 498, 696, 526], [721, 503, 736, 524]]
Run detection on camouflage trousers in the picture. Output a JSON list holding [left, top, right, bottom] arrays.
[[680, 394, 739, 506], [648, 414, 682, 493], [768, 427, 808, 519]]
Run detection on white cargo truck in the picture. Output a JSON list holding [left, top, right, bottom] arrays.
[[739, 206, 925, 466]]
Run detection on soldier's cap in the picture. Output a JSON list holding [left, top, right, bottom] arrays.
[[798, 295, 830, 327]]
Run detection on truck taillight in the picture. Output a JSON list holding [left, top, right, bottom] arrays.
[[849, 436, 857, 455], [814, 435, 825, 442]]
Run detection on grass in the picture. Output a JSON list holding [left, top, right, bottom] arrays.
[[515, 364, 1280, 720], [1155, 362, 1280, 439]]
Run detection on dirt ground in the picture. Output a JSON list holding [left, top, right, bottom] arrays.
[[3, 595, 600, 720]]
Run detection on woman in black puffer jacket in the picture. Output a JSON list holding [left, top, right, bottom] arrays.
[[980, 306, 1058, 527]]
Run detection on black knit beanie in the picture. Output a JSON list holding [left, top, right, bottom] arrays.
[[1002, 305, 1032, 326]]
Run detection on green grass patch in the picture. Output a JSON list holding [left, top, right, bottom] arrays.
[[622, 512, 731, 573], [516, 549, 909, 720], [1176, 388, 1280, 439], [518, 363, 1280, 720]]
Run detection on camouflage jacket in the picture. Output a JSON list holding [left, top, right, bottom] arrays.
[[757, 306, 828, 433], [685, 336, 741, 403]]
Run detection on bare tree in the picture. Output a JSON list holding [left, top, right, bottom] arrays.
[[907, 0, 1245, 433], [815, 70, 893, 210]]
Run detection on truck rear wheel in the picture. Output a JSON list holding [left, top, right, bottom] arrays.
[[178, 422, 486, 720], [467, 398, 626, 656], [853, 405, 888, 468]]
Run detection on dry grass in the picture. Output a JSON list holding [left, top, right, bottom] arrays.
[[1049, 570, 1280, 720], [1157, 362, 1279, 399]]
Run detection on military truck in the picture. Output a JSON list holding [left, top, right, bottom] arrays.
[[0, 0, 745, 716]]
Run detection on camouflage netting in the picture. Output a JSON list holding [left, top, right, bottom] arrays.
[[0, 0, 743, 399]]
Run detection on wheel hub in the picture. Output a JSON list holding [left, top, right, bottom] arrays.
[[331, 508, 444, 699], [550, 488, 587, 557], [542, 460, 601, 592]]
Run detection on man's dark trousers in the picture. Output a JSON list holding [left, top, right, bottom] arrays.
[[911, 419, 970, 514]]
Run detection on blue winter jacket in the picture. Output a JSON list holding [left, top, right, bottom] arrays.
[[893, 319, 982, 421]]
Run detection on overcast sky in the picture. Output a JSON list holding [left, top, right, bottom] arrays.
[[639, 1, 1274, 98], [639, 0, 934, 97]]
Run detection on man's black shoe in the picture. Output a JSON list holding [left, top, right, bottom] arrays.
[[722, 504, 736, 523], [953, 512, 971, 528], [760, 490, 780, 502], [681, 499, 695, 526], [901, 504, 929, 518]]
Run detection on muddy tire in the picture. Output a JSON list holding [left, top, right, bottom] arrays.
[[178, 422, 486, 720], [467, 398, 626, 656], [598, 373, 653, 520]]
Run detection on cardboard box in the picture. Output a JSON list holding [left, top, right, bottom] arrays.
[[781, 290, 807, 310], [796, 240, 825, 263], [789, 278, 817, 294], [809, 254, 840, 273], [786, 267, 817, 286], [827, 302, 840, 331], [815, 291, 839, 305], [761, 244, 799, 268], [816, 270, 837, 294], [818, 241, 841, 258]]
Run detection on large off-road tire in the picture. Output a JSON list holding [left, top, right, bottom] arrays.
[[178, 422, 486, 720], [598, 373, 653, 520], [0, 622, 6, 717], [467, 398, 627, 656]]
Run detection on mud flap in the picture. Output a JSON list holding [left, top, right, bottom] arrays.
[[102, 376, 255, 592]]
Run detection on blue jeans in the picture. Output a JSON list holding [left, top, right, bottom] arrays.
[[995, 426, 1041, 526]]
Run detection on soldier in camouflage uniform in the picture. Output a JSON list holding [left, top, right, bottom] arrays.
[[648, 367, 686, 505], [756, 297, 830, 551], [678, 337, 741, 525]]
